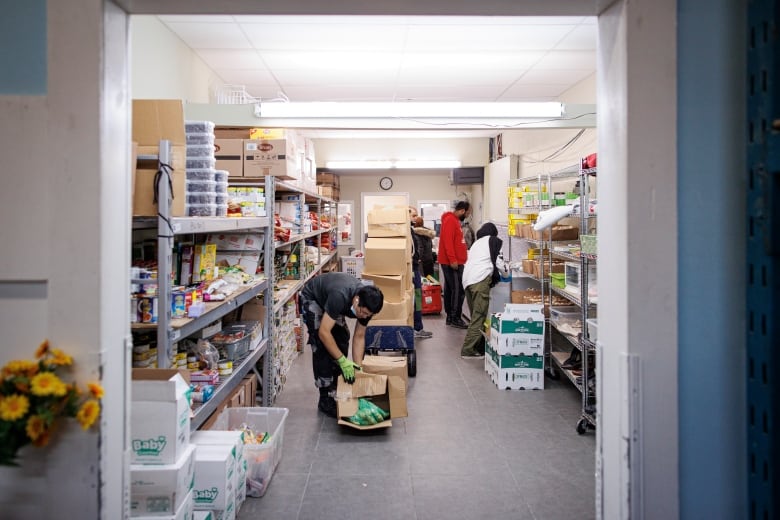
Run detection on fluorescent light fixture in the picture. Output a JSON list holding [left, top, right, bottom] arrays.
[[325, 160, 462, 169], [260, 101, 563, 119]]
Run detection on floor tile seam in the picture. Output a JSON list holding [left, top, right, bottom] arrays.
[[294, 472, 312, 520]]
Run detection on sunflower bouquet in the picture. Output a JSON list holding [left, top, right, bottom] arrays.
[[0, 340, 104, 466]]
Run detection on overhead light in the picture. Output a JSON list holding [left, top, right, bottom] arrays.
[[259, 101, 563, 119], [325, 160, 462, 169]]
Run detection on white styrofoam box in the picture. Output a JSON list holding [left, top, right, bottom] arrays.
[[191, 430, 246, 503], [489, 327, 544, 356], [586, 318, 598, 342], [130, 443, 195, 516], [193, 444, 236, 511], [131, 372, 191, 464], [211, 407, 288, 498], [485, 343, 544, 390], [193, 512, 214, 520], [131, 489, 193, 520]]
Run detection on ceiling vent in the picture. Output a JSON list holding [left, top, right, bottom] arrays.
[[449, 167, 484, 185]]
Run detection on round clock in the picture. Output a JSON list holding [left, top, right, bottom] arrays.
[[379, 176, 394, 191]]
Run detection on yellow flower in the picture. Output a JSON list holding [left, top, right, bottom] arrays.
[[2, 359, 39, 378], [87, 382, 104, 399], [35, 340, 50, 358], [25, 415, 46, 441], [32, 429, 51, 447], [76, 399, 100, 430], [30, 372, 68, 397], [0, 394, 30, 421], [49, 349, 73, 367]]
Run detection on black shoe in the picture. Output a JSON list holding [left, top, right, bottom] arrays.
[[446, 316, 453, 325], [318, 395, 337, 418], [449, 318, 468, 329], [561, 348, 582, 370]]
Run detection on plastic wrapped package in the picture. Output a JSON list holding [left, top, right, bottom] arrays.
[[186, 168, 216, 182], [186, 192, 217, 204], [186, 144, 216, 158], [186, 132, 215, 146], [214, 170, 229, 183], [186, 157, 217, 170], [185, 180, 217, 193], [184, 120, 215, 134], [186, 203, 217, 217]]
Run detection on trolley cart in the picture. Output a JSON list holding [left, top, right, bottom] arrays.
[[364, 325, 416, 377]]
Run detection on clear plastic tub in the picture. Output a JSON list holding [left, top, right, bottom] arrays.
[[186, 132, 215, 146], [212, 407, 288, 498], [185, 180, 217, 193], [186, 203, 217, 217], [186, 144, 216, 158], [186, 157, 217, 170], [216, 205, 227, 217], [216, 182, 228, 194], [186, 168, 216, 182], [550, 305, 581, 331], [186, 192, 217, 204], [215, 194, 227, 205], [214, 170, 229, 183], [184, 120, 215, 134]]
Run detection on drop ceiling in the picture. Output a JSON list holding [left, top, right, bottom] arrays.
[[156, 15, 597, 138]]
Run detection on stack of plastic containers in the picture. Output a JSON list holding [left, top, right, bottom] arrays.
[[185, 121, 217, 217], [214, 169, 229, 217]]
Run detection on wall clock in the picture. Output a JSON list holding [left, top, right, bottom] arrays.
[[379, 176, 394, 190]]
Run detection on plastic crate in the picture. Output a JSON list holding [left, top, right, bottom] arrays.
[[210, 325, 251, 361], [212, 407, 288, 498], [340, 256, 364, 278]]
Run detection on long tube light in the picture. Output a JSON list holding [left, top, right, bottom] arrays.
[[325, 160, 462, 169], [259, 102, 563, 119]]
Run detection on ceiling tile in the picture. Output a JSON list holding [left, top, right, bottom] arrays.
[[532, 50, 596, 70], [404, 24, 575, 51], [164, 22, 252, 49], [399, 51, 543, 72], [393, 84, 507, 101], [273, 68, 400, 86], [516, 68, 594, 85], [197, 49, 266, 70], [555, 24, 598, 50], [215, 69, 279, 86], [240, 22, 407, 51], [157, 15, 236, 23], [279, 85, 398, 102], [500, 83, 570, 99], [261, 50, 402, 71]]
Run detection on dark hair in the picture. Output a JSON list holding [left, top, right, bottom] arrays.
[[357, 285, 384, 313], [455, 201, 470, 212], [476, 222, 499, 239]]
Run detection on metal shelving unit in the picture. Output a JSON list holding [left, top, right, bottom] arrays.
[[131, 140, 275, 417]]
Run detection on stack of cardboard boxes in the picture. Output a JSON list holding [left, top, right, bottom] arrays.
[[316, 171, 340, 200], [361, 205, 414, 326], [213, 127, 317, 192], [485, 304, 546, 390]]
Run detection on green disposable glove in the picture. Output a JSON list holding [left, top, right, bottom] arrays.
[[336, 356, 360, 383]]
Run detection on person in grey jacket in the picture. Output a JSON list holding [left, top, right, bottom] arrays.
[[412, 215, 436, 278]]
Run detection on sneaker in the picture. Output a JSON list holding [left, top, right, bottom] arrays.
[[461, 351, 485, 359], [414, 329, 433, 339], [317, 396, 337, 418]]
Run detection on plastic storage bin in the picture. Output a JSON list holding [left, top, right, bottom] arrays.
[[185, 132, 214, 146], [340, 256, 364, 278], [185, 180, 217, 193], [210, 325, 251, 360], [186, 203, 217, 217], [186, 193, 217, 204], [214, 170, 229, 183], [186, 168, 216, 182], [184, 120, 215, 134], [186, 144, 216, 158], [212, 407, 289, 498], [186, 157, 217, 170], [550, 272, 566, 289], [550, 305, 581, 330]]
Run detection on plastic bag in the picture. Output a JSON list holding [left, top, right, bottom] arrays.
[[346, 398, 390, 426]]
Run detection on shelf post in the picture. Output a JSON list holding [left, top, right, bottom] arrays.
[[157, 140, 173, 369]]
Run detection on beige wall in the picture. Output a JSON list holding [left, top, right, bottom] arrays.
[[131, 16, 216, 102]]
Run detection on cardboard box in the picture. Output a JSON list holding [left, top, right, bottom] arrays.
[[367, 206, 410, 238], [361, 273, 407, 303], [214, 139, 243, 177], [317, 186, 340, 200], [489, 327, 544, 356], [132, 489, 194, 520], [242, 139, 298, 179], [131, 370, 192, 464], [249, 128, 288, 140], [485, 344, 544, 390], [132, 99, 186, 146], [362, 354, 408, 387], [191, 430, 245, 505], [363, 238, 410, 276], [130, 443, 196, 516], [193, 512, 214, 520], [133, 144, 187, 217], [193, 444, 236, 511], [373, 294, 412, 322], [316, 172, 340, 187], [215, 127, 251, 140], [336, 371, 407, 430]]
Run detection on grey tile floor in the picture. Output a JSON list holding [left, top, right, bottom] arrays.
[[238, 313, 596, 520]]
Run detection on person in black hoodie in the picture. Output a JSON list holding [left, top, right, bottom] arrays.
[[460, 222, 507, 358], [412, 215, 436, 278], [409, 208, 433, 339]]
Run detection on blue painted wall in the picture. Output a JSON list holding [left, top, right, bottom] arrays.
[[0, 0, 47, 94], [678, 0, 747, 516]]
